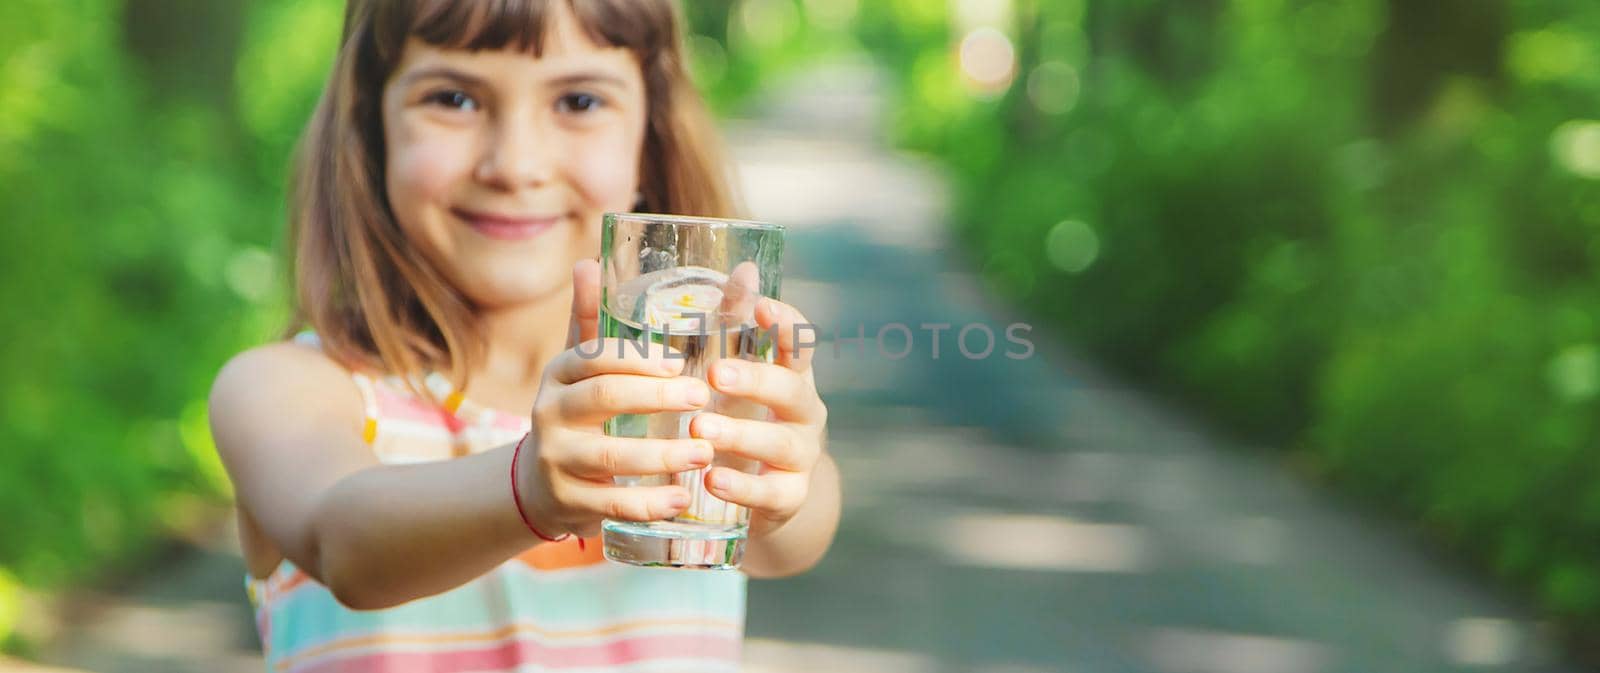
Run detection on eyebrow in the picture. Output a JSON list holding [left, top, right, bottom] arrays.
[[545, 72, 629, 89], [396, 66, 487, 88], [396, 66, 629, 90]]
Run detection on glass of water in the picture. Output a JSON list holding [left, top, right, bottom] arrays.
[[598, 212, 784, 570]]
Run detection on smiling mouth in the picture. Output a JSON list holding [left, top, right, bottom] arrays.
[[452, 208, 564, 240]]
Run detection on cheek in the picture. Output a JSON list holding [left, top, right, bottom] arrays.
[[567, 128, 644, 212], [389, 137, 472, 211]]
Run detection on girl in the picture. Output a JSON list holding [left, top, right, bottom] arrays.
[[207, 1, 839, 671]]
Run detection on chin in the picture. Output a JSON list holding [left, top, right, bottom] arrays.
[[462, 271, 568, 310]]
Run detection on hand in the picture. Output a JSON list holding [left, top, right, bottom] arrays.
[[690, 296, 828, 538], [514, 259, 714, 539]]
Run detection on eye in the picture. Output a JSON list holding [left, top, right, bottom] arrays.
[[556, 92, 604, 114], [423, 89, 478, 111]]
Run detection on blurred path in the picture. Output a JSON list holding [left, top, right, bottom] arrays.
[[30, 60, 1580, 673], [31, 531, 265, 673], [730, 60, 1581, 673]]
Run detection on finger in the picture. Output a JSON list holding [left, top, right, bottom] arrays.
[[550, 338, 685, 385], [566, 259, 601, 350], [708, 359, 825, 423], [704, 467, 805, 519], [690, 413, 812, 471], [717, 261, 763, 324], [560, 374, 710, 421], [563, 435, 713, 478], [565, 482, 691, 523], [754, 298, 817, 373]]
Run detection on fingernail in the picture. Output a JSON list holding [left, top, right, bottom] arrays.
[[696, 418, 721, 440], [669, 491, 691, 508], [709, 470, 731, 491], [683, 382, 709, 406], [716, 362, 740, 388]]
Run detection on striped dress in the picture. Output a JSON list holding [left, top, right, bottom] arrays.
[[244, 332, 747, 673]]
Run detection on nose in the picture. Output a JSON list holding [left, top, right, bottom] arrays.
[[475, 114, 556, 190]]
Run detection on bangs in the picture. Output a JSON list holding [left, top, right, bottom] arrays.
[[372, 0, 672, 62], [412, 0, 560, 55]]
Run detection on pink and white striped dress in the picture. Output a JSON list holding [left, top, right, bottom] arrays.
[[244, 332, 747, 672]]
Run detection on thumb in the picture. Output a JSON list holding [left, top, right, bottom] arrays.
[[566, 258, 601, 349]]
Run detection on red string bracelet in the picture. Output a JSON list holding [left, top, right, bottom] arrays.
[[511, 431, 583, 550]]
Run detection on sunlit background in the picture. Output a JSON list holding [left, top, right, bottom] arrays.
[[5, 0, 1600, 671]]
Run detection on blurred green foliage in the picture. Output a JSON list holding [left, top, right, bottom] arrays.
[[0, 0, 291, 652], [849, 0, 1600, 628]]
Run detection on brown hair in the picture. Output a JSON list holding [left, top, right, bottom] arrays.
[[284, 0, 738, 395]]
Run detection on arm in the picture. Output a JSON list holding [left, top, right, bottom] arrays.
[[212, 337, 709, 609], [209, 344, 549, 610], [215, 262, 711, 609]]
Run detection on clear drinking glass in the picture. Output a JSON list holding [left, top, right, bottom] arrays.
[[598, 212, 784, 570]]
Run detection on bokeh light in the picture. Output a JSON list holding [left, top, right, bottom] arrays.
[[1546, 343, 1599, 403], [1027, 60, 1081, 114], [1550, 119, 1600, 179], [1508, 28, 1593, 83], [224, 247, 278, 304], [686, 33, 728, 88], [1045, 219, 1100, 273], [958, 27, 1016, 96], [735, 0, 799, 50]]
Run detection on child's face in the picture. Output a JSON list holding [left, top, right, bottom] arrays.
[[381, 8, 646, 311]]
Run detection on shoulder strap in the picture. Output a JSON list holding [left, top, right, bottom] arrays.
[[352, 372, 380, 444]]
